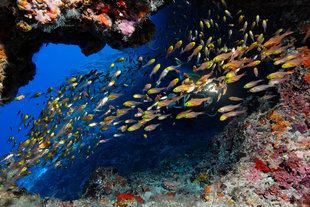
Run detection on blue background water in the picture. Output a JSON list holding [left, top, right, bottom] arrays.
[[0, 2, 236, 200]]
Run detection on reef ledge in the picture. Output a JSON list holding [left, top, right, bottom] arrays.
[[0, 0, 167, 104]]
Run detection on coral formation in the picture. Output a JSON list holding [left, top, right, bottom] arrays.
[[0, 0, 165, 103], [0, 0, 309, 206]]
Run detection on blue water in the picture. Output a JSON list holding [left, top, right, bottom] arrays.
[[0, 2, 235, 201], [0, 44, 118, 158]]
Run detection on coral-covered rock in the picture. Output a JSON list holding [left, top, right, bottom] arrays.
[[0, 0, 166, 103]]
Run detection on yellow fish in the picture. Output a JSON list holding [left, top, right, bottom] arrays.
[[187, 45, 203, 62], [218, 103, 242, 113], [127, 123, 143, 132], [142, 59, 156, 68], [123, 101, 142, 107], [147, 87, 165, 94], [185, 97, 211, 107], [196, 61, 213, 71], [220, 109, 247, 121], [173, 40, 183, 52], [180, 42, 196, 54], [166, 78, 179, 90], [267, 71, 293, 79], [213, 51, 233, 62], [166, 45, 174, 58], [249, 84, 275, 92], [116, 57, 125, 62], [144, 124, 160, 131], [243, 79, 263, 89], [149, 64, 161, 78], [281, 58, 303, 68]]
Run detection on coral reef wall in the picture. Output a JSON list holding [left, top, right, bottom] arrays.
[[0, 0, 166, 104]]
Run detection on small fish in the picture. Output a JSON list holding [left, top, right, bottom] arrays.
[[262, 19, 267, 33], [213, 51, 233, 62], [180, 42, 196, 54], [281, 58, 303, 68], [142, 59, 156, 68], [158, 114, 170, 120], [166, 78, 179, 90], [220, 109, 247, 121], [175, 57, 183, 65], [226, 72, 246, 83], [108, 93, 123, 100], [251, 21, 256, 29], [196, 72, 213, 85], [187, 45, 203, 62], [116, 57, 125, 62], [147, 87, 165, 94], [156, 68, 170, 85], [260, 94, 277, 101], [108, 80, 115, 87], [173, 40, 183, 52], [218, 103, 242, 113], [88, 123, 98, 127], [243, 60, 261, 68], [273, 54, 300, 65], [199, 20, 204, 30], [196, 61, 213, 71], [263, 30, 293, 48], [109, 63, 115, 69], [224, 10, 232, 18], [30, 92, 42, 98], [256, 15, 260, 25], [267, 71, 293, 79], [127, 123, 143, 131], [149, 64, 161, 78], [249, 84, 275, 92], [268, 77, 288, 85], [123, 101, 142, 107], [223, 58, 251, 70], [144, 124, 160, 131], [125, 119, 136, 124], [238, 15, 244, 24], [182, 111, 205, 119], [166, 45, 174, 58], [113, 70, 121, 78], [133, 94, 145, 99], [243, 21, 248, 34], [228, 96, 244, 101], [113, 134, 123, 137], [243, 79, 263, 89], [143, 83, 152, 91], [116, 108, 131, 115], [118, 125, 128, 132], [15, 94, 26, 101], [253, 67, 258, 77], [173, 84, 196, 93], [156, 99, 176, 108], [185, 97, 211, 107]]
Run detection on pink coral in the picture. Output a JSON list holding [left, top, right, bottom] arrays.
[[118, 20, 135, 35], [245, 168, 262, 183]]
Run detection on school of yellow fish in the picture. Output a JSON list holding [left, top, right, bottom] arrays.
[[0, 0, 307, 193]]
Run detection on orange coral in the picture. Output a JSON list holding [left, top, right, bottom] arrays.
[[302, 55, 310, 69], [97, 13, 111, 26], [305, 72, 310, 84]]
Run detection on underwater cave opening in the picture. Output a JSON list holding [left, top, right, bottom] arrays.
[[0, 0, 282, 202]]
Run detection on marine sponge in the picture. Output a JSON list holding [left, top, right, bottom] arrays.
[[118, 19, 136, 36]]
